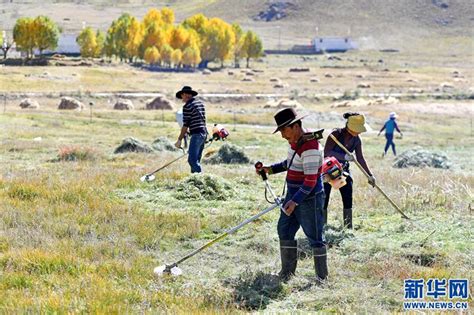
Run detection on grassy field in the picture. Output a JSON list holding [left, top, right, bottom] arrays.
[[0, 77, 473, 312]]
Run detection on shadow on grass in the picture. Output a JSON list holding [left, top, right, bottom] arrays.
[[225, 271, 285, 310], [297, 224, 354, 260]]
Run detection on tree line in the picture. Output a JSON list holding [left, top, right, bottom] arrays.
[[5, 8, 263, 68]]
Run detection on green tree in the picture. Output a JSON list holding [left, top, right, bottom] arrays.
[[125, 16, 144, 61], [95, 30, 105, 57], [13, 17, 35, 58], [241, 30, 263, 68], [232, 23, 244, 68], [104, 13, 133, 61], [33, 15, 60, 56], [77, 27, 97, 58]]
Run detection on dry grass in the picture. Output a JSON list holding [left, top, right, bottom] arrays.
[[0, 50, 472, 312]]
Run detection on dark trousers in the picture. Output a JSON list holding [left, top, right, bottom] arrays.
[[384, 133, 396, 155], [277, 192, 325, 248], [324, 175, 353, 210], [188, 133, 206, 173]]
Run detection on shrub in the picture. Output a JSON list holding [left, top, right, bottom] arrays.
[[57, 146, 96, 162]]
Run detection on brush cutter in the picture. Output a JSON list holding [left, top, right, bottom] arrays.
[[140, 124, 230, 182], [329, 134, 411, 220], [153, 162, 283, 277]]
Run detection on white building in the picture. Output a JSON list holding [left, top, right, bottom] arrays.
[[312, 37, 357, 53], [40, 33, 81, 55]]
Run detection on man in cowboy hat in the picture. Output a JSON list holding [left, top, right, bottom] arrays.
[[258, 107, 328, 282], [323, 112, 375, 229], [378, 112, 403, 157], [175, 86, 207, 173]]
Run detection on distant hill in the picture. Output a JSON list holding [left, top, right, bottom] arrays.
[[0, 0, 472, 53]]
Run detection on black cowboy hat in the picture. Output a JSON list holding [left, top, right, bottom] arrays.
[[176, 86, 198, 99], [273, 107, 309, 133]]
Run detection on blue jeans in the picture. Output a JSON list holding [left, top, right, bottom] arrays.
[[188, 133, 206, 173], [277, 191, 326, 248], [384, 133, 396, 155]]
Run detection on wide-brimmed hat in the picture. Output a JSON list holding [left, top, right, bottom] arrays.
[[347, 114, 370, 133], [176, 86, 198, 99], [389, 112, 398, 119], [273, 108, 309, 133]]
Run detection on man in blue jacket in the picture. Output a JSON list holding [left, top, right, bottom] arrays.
[[378, 112, 403, 157]]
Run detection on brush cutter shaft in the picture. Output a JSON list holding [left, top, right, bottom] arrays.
[[329, 134, 410, 220], [147, 152, 187, 177], [172, 203, 280, 267]]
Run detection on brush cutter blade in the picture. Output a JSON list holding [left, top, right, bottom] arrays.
[[140, 174, 155, 182], [153, 265, 183, 277]]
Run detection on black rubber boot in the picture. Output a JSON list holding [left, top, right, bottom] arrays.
[[343, 208, 353, 229], [313, 246, 328, 281], [278, 239, 297, 281]]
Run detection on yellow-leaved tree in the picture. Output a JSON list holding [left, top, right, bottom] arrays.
[[198, 17, 235, 68], [13, 17, 36, 58], [161, 8, 175, 25], [171, 49, 182, 68], [126, 16, 144, 61], [182, 46, 200, 68], [141, 22, 168, 59], [241, 30, 263, 68], [143, 8, 163, 29], [0, 30, 14, 59], [33, 15, 60, 56], [232, 23, 244, 68], [77, 27, 97, 58], [144, 46, 160, 65], [104, 13, 132, 61], [169, 26, 188, 50], [95, 30, 105, 57], [160, 44, 173, 67]]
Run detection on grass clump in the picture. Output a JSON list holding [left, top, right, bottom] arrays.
[[174, 173, 234, 201], [56, 146, 97, 161], [151, 137, 178, 152], [205, 143, 250, 164], [7, 183, 41, 201], [226, 271, 286, 310], [114, 137, 153, 154]]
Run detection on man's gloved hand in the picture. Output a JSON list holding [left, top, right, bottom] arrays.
[[174, 139, 182, 149], [368, 175, 376, 187], [344, 153, 355, 162]]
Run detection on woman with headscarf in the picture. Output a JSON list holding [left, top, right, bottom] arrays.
[[323, 112, 375, 229]]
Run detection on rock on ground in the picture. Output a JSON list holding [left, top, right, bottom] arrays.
[[19, 98, 39, 109], [114, 99, 134, 110], [145, 96, 175, 110], [264, 98, 303, 109], [58, 97, 84, 110]]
